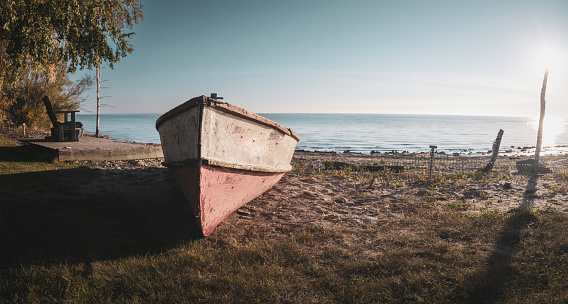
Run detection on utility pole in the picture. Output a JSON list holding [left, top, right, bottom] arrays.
[[535, 68, 549, 162]]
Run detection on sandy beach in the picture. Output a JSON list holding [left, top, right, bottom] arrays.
[[80, 150, 568, 241], [9, 127, 568, 223], [7, 128, 568, 235]]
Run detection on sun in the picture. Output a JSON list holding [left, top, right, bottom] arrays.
[[535, 47, 567, 71], [530, 116, 567, 147]]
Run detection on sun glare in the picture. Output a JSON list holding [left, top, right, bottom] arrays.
[[530, 116, 567, 147], [536, 47, 568, 72]]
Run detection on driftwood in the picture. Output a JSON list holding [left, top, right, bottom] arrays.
[[483, 129, 504, 171], [515, 68, 550, 173], [535, 69, 548, 161]]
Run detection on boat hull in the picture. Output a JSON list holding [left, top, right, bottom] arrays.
[[170, 164, 285, 236], [156, 96, 299, 236]]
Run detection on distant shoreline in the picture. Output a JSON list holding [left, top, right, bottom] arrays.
[[296, 145, 568, 157]]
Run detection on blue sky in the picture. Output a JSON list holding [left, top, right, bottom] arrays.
[[74, 0, 568, 117]]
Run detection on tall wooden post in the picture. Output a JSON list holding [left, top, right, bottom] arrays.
[[535, 68, 548, 162], [95, 66, 101, 137]]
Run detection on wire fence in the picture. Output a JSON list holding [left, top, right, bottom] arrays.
[[297, 148, 568, 181], [364, 152, 568, 177]]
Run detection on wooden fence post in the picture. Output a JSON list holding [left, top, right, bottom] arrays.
[[429, 145, 437, 179], [484, 129, 504, 171]]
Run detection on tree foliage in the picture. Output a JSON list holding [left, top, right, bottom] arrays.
[[0, 0, 143, 127], [4, 61, 93, 129], [0, 0, 143, 78]]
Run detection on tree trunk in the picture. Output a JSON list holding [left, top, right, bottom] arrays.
[[96, 66, 101, 137], [535, 68, 548, 161]]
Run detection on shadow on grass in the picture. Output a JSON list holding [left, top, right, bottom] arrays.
[[0, 143, 57, 162], [0, 166, 202, 269], [464, 174, 540, 303]]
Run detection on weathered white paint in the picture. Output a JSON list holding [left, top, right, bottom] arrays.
[[200, 107, 297, 172], [157, 99, 298, 172], [158, 105, 201, 162]]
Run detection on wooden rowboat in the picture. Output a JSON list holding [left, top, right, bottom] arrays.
[[156, 95, 299, 236]]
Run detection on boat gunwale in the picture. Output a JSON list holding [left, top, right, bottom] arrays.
[[155, 95, 300, 141]]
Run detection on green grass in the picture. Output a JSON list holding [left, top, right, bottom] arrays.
[[0, 135, 85, 175], [1, 135, 568, 303]]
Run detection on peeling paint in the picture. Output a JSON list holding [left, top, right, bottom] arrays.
[[156, 96, 300, 235]]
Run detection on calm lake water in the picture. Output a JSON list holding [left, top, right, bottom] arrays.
[[76, 113, 568, 155]]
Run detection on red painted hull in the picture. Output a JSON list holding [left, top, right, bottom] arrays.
[[170, 163, 285, 236], [156, 96, 299, 236]]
